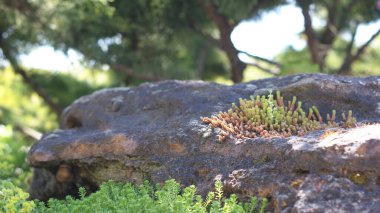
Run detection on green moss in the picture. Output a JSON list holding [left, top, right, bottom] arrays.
[[201, 91, 357, 142], [253, 155, 271, 165], [348, 172, 368, 185], [261, 155, 271, 163]]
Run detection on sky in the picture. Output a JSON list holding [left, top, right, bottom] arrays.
[[20, 4, 380, 72], [232, 5, 380, 59]]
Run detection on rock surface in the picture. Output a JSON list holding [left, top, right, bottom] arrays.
[[28, 74, 380, 212]]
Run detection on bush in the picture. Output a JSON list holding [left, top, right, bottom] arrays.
[[0, 125, 32, 189], [0, 181, 35, 213], [0, 179, 268, 213]]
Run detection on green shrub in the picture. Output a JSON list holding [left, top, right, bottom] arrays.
[[0, 125, 32, 189], [0, 179, 268, 213], [0, 181, 35, 213]]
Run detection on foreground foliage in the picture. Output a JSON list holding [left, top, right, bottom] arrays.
[[0, 125, 31, 190], [202, 91, 357, 141], [0, 181, 35, 213], [1, 179, 268, 213]]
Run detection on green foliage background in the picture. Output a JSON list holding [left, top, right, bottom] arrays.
[[0, 125, 31, 190], [276, 38, 380, 76], [0, 67, 115, 193]]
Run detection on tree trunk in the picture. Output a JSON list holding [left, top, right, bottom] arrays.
[[298, 0, 340, 72], [196, 0, 246, 83], [298, 0, 320, 64], [220, 30, 246, 82], [226, 46, 246, 83], [336, 24, 358, 75], [338, 57, 353, 75]]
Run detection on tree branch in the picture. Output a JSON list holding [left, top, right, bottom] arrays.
[[350, 28, 380, 62], [14, 124, 42, 141], [245, 62, 280, 75], [0, 37, 63, 116], [110, 63, 164, 82], [344, 23, 359, 59], [320, 1, 338, 44], [196, 0, 233, 38], [187, 22, 221, 48], [238, 50, 282, 68], [338, 27, 380, 75], [336, 23, 358, 75]]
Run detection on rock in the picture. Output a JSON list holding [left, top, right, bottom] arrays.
[[27, 74, 380, 212], [291, 174, 380, 213]]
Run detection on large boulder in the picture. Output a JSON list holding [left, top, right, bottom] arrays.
[[28, 74, 380, 211]]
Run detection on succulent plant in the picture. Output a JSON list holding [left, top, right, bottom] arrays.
[[201, 91, 357, 142]]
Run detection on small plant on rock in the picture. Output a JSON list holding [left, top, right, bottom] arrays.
[[201, 91, 357, 142]]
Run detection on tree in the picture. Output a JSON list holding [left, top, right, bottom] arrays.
[[41, 0, 285, 83], [1, 0, 286, 98], [0, 0, 63, 116], [191, 0, 285, 82], [40, 1, 220, 83], [296, 0, 380, 74]]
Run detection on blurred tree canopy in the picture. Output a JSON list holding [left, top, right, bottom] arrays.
[[42, 0, 285, 84], [0, 67, 112, 132], [1, 0, 379, 85], [0, 0, 379, 129]]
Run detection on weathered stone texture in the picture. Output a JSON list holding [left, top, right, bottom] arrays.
[[28, 74, 380, 212]]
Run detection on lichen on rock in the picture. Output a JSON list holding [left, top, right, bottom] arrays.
[[201, 91, 357, 141]]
